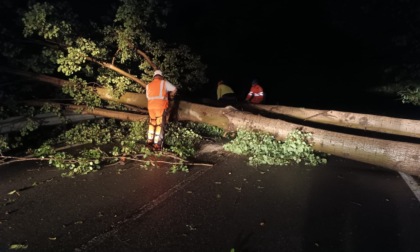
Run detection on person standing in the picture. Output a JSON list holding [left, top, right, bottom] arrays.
[[245, 79, 264, 104], [146, 70, 177, 151], [216, 80, 237, 104]]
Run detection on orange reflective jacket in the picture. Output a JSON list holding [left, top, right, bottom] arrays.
[[146, 77, 169, 109], [246, 84, 264, 104]]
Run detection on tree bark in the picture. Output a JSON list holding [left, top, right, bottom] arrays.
[[3, 66, 419, 140], [176, 102, 420, 177], [0, 66, 149, 108], [252, 104, 420, 139], [2, 67, 420, 176], [5, 98, 420, 177], [23, 101, 148, 122]]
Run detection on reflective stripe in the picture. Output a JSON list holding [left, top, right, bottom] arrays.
[[248, 92, 264, 96], [146, 80, 168, 100]]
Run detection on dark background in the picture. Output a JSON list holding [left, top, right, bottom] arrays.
[[163, 0, 418, 107], [4, 0, 418, 109]]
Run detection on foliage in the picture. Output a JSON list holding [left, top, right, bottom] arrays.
[[0, 112, 46, 151], [164, 122, 204, 158], [398, 86, 420, 106], [9, 244, 28, 250], [0, 0, 211, 175], [0, 120, 221, 176], [183, 121, 224, 138], [223, 129, 327, 167], [0, 1, 331, 176], [165, 121, 223, 158], [29, 119, 147, 176], [0, 0, 208, 129], [371, 81, 420, 106], [33, 144, 104, 177], [1, 115, 330, 176], [58, 119, 114, 145], [165, 122, 224, 173], [374, 0, 420, 107], [0, 135, 9, 154], [10, 0, 207, 99]]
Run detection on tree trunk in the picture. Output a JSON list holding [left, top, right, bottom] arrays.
[[2, 67, 420, 176], [4, 66, 420, 139], [176, 102, 420, 177], [95, 88, 148, 108], [252, 104, 420, 139], [7, 100, 420, 176], [0, 66, 148, 108]]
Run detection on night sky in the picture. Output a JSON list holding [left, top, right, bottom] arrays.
[[163, 0, 417, 105]]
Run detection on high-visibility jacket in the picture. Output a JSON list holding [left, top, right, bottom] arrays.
[[146, 77, 176, 109], [217, 84, 235, 100], [246, 84, 264, 104]]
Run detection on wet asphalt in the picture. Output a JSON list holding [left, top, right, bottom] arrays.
[[1, 141, 420, 252]]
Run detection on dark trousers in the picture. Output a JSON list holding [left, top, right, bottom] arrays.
[[219, 93, 237, 103]]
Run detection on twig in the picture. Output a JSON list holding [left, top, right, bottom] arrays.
[[1, 153, 213, 168], [124, 157, 212, 167]]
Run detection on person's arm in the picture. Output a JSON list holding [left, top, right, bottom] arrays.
[[170, 88, 177, 99], [165, 80, 177, 99], [245, 90, 253, 102]]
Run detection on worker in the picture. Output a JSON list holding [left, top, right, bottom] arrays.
[[146, 70, 177, 151], [245, 79, 264, 104], [216, 80, 237, 104]]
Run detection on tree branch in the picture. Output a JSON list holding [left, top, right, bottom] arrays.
[[23, 101, 148, 122]]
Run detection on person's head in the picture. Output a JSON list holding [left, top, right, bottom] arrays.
[[153, 70, 163, 78], [217, 80, 224, 86], [251, 79, 259, 85]]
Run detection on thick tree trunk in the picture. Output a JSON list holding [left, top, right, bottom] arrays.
[[0, 66, 148, 108], [22, 101, 148, 122], [4, 97, 420, 176], [252, 104, 420, 139], [2, 67, 420, 176], [4, 67, 419, 139], [95, 88, 147, 108], [176, 102, 420, 177]]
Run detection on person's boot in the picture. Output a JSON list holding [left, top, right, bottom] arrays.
[[146, 140, 154, 150], [153, 143, 162, 151]]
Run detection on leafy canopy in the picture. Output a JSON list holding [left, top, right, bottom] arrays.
[[2, 0, 207, 108], [0, 0, 209, 173], [0, 0, 328, 176]]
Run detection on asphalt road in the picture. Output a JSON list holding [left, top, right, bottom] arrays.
[[1, 142, 420, 252]]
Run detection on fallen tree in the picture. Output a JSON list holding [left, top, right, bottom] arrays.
[[2, 67, 420, 176], [252, 104, 420, 139], [1, 1, 419, 177], [176, 102, 420, 176], [6, 97, 420, 176], [3, 67, 420, 139]]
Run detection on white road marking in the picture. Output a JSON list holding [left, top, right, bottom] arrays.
[[399, 172, 420, 202]]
